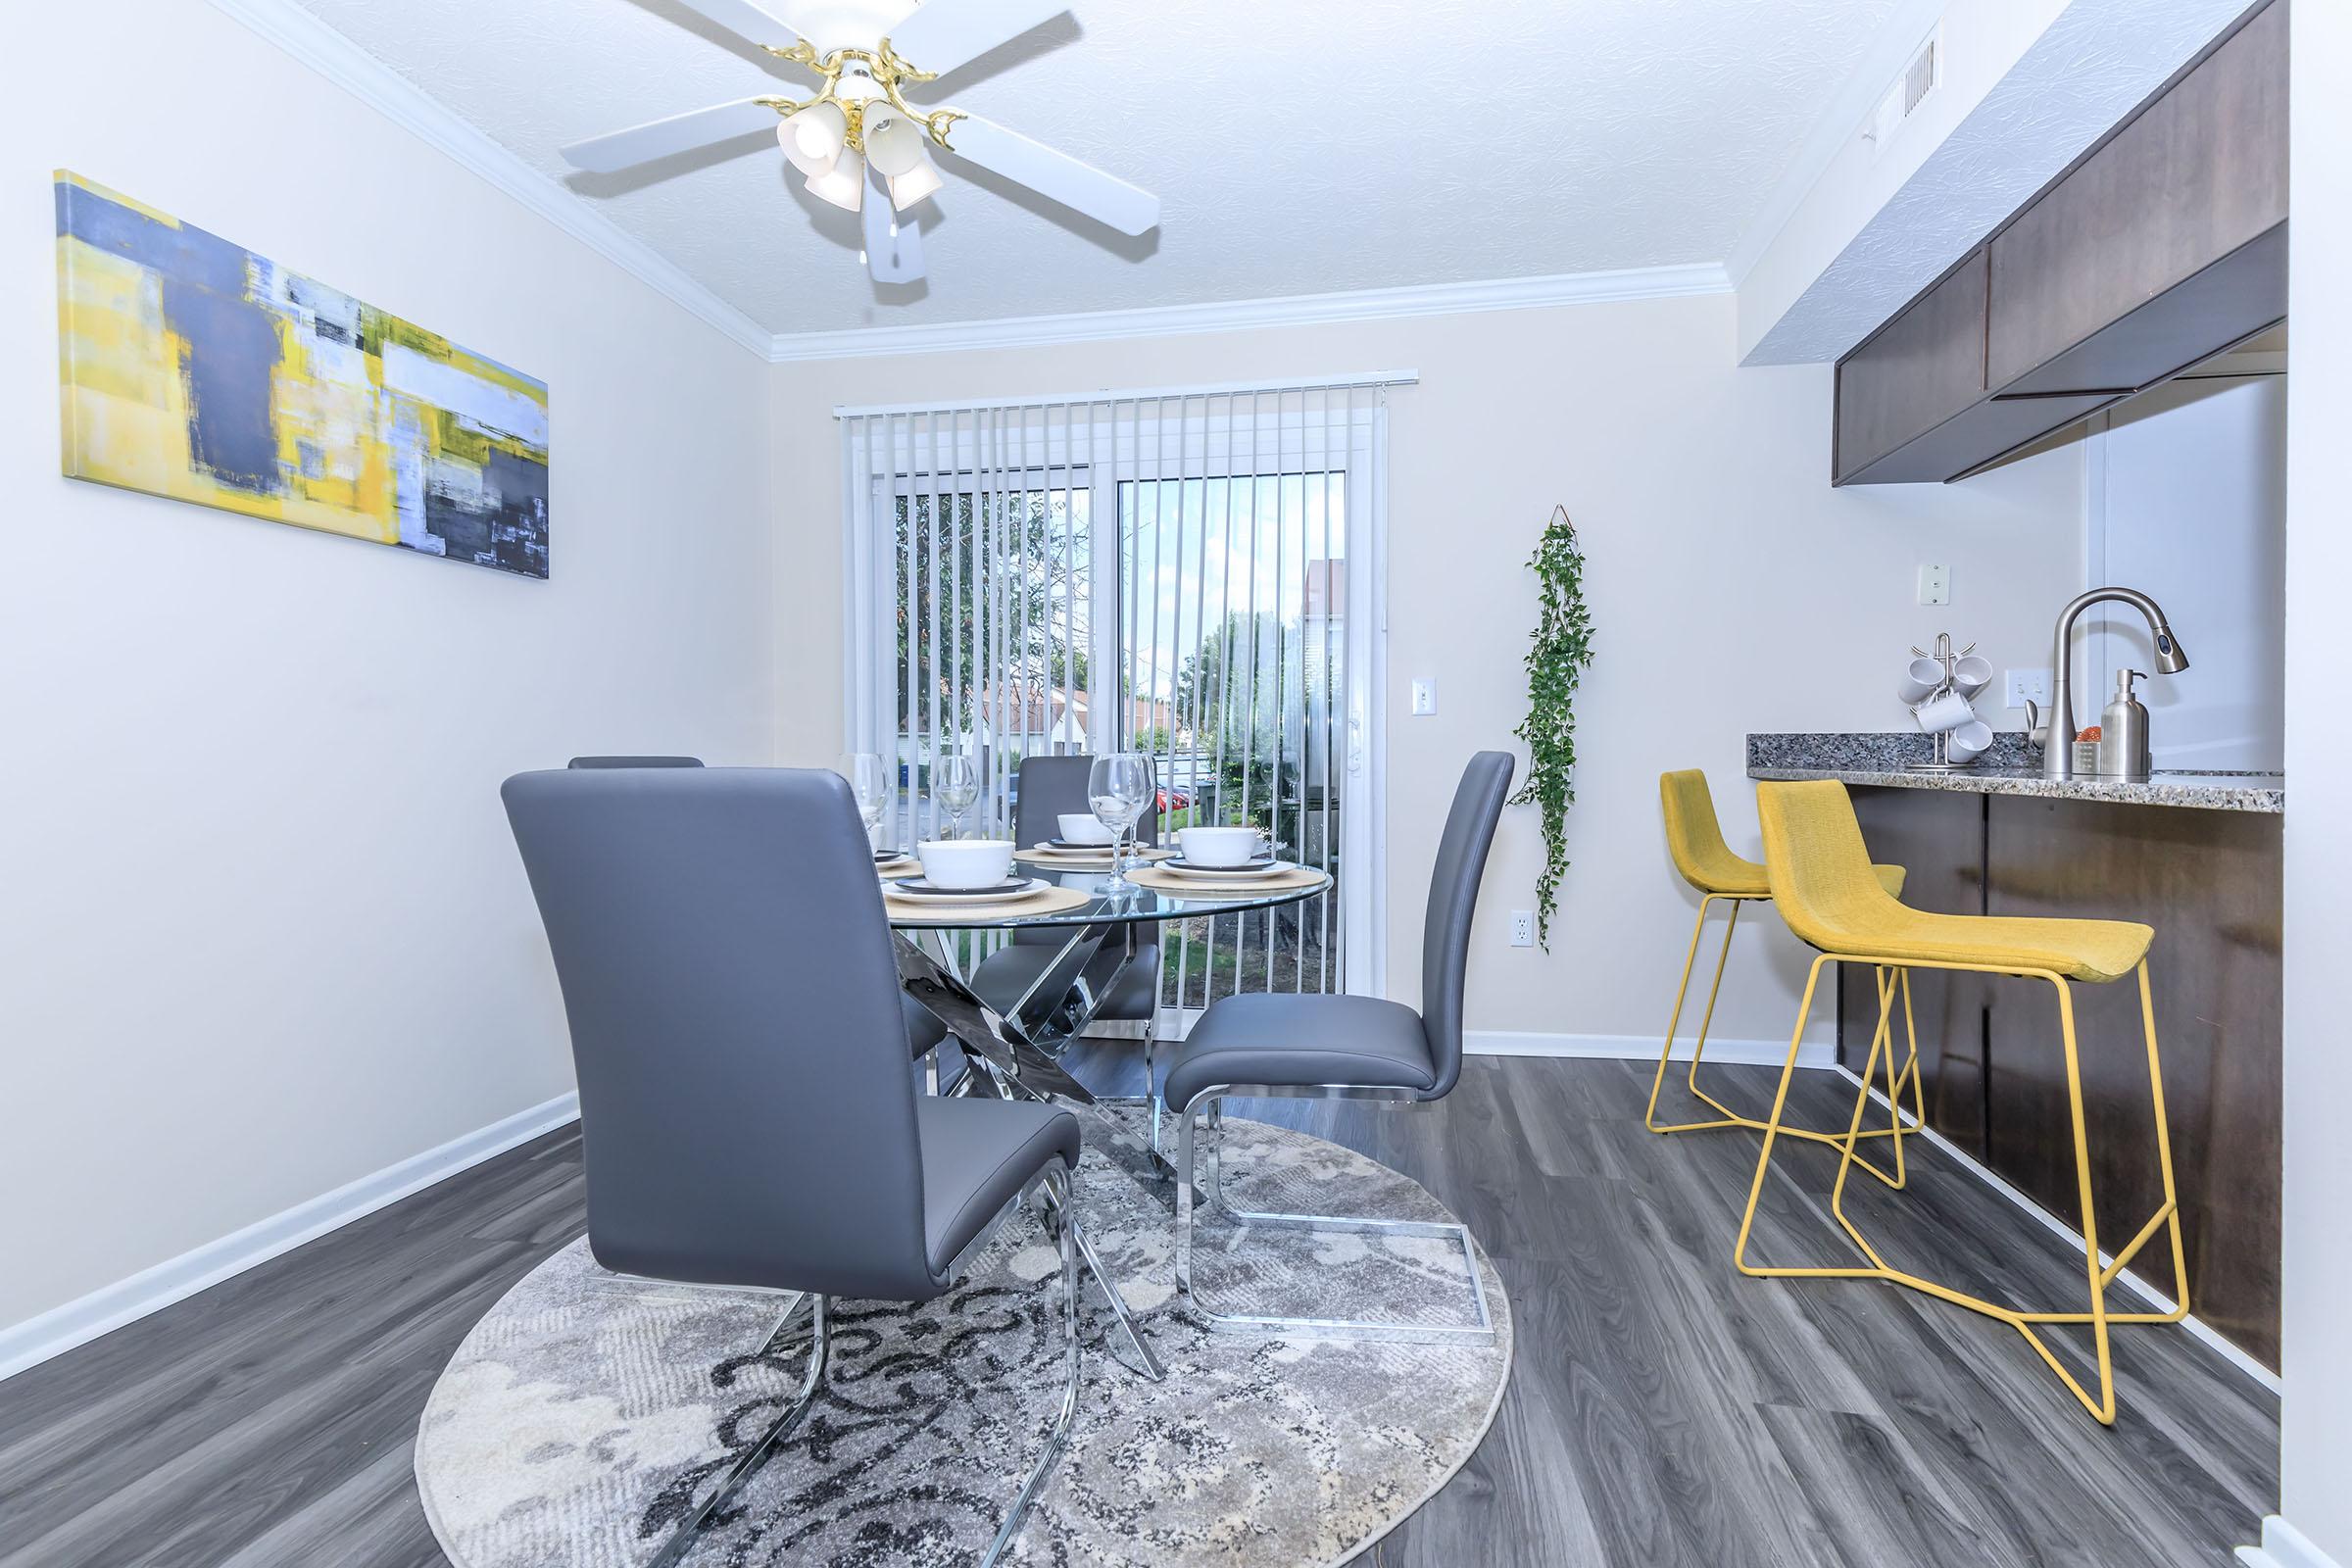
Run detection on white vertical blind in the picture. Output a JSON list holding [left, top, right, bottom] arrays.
[[839, 371, 1412, 1006]]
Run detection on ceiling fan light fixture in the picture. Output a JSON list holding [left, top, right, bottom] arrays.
[[887, 155, 944, 212], [864, 109, 926, 178], [808, 147, 867, 212], [780, 101, 847, 173]]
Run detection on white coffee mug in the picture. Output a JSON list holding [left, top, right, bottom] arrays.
[[1895, 658, 1944, 706], [1946, 718, 1994, 763], [1950, 655, 1994, 700], [916, 839, 1015, 889], [1178, 826, 1265, 867], [1913, 689, 1977, 734]]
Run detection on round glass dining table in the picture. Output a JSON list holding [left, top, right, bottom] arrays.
[[886, 855, 1334, 1108], [885, 854, 1331, 1384]]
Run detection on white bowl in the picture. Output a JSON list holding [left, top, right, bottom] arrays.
[[916, 839, 1016, 889], [1178, 826, 1264, 867], [1055, 813, 1116, 845]]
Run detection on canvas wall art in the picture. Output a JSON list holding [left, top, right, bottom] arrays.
[[54, 172, 549, 579]]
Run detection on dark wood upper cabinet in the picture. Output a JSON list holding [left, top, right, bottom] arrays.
[[1833, 0, 2285, 487]]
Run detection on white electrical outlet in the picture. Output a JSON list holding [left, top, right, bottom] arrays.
[[1509, 910, 1536, 948], [1917, 564, 1951, 606], [1410, 679, 1436, 715], [2004, 668, 2051, 708]]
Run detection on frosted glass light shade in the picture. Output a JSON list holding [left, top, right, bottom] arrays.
[[808, 147, 866, 212], [780, 103, 847, 176], [887, 154, 944, 211], [864, 110, 925, 177]]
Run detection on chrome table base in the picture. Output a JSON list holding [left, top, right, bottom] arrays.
[[898, 926, 1168, 1381]]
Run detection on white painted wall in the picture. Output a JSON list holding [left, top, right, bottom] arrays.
[[2084, 373, 2287, 771], [768, 294, 2083, 1057], [2271, 0, 2352, 1558], [0, 0, 773, 1337]]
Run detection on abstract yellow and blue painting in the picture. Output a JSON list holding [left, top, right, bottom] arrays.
[[55, 172, 549, 578]]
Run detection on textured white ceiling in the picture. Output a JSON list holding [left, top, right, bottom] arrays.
[[289, 0, 1905, 335]]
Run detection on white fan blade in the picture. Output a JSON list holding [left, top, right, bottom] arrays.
[[561, 98, 781, 173], [863, 169, 927, 282], [888, 0, 1069, 77], [938, 115, 1159, 235], [663, 0, 813, 49]]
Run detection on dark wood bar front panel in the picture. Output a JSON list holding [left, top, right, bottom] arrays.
[[1839, 786, 2281, 1368]]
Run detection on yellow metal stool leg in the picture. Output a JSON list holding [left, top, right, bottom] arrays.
[[1646, 906, 1919, 1175], [1645, 894, 1745, 1134], [1738, 955, 2189, 1426]]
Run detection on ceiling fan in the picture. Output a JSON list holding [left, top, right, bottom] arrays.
[[560, 0, 1160, 283]]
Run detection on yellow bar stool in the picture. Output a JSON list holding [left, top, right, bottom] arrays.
[[1736, 779, 2188, 1425], [1648, 770, 1923, 1185]]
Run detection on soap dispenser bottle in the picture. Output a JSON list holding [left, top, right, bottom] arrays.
[[2094, 668, 2152, 782]]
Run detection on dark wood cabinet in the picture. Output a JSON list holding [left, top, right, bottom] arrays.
[[1831, 0, 2285, 487], [1986, 0, 2287, 396], [1838, 786, 2281, 1368]]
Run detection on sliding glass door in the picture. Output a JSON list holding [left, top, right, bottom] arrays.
[[842, 386, 1391, 1014]]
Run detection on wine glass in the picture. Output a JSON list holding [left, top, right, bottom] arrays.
[[934, 750, 980, 841], [1088, 752, 1155, 890], [839, 752, 889, 853]]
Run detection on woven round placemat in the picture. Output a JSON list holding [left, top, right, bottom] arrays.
[[1124, 863, 1329, 895], [882, 880, 1095, 924]]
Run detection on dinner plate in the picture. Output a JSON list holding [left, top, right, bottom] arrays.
[[1160, 858, 1293, 880], [888, 876, 1046, 903], [874, 849, 912, 864], [1044, 837, 1119, 851]]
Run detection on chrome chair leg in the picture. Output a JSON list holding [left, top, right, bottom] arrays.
[[644, 1294, 831, 1568], [1031, 1166, 1166, 1381], [1145, 1032, 1161, 1159], [1174, 1091, 1495, 1347], [980, 1165, 1085, 1568]]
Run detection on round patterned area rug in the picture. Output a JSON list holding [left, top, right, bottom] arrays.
[[414, 1108, 1513, 1567]]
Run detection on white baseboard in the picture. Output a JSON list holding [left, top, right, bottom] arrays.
[[0, 1091, 581, 1384], [1466, 1030, 1837, 1070], [1832, 1065, 2280, 1396], [2240, 1517, 2346, 1568]]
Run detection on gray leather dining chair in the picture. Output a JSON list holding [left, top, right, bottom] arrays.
[[970, 754, 1162, 1024], [561, 755, 949, 1057], [502, 765, 1087, 1568], [1158, 751, 1513, 1345]]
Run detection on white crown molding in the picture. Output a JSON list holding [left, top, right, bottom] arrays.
[[0, 1092, 580, 1384], [204, 0, 773, 360], [768, 264, 1733, 363], [2240, 1518, 2348, 1568]]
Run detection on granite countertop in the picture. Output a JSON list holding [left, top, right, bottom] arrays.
[[1745, 734, 2284, 814]]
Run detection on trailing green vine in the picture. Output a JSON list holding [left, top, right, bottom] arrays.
[[1511, 507, 1595, 951]]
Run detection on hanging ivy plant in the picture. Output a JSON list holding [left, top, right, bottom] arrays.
[[1512, 507, 1595, 951]]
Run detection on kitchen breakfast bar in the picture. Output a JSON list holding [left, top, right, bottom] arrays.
[[1747, 733, 2284, 1372]]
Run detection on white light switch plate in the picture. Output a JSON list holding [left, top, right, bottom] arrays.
[[2004, 668, 2050, 708], [1917, 564, 1950, 606], [1410, 679, 1436, 715]]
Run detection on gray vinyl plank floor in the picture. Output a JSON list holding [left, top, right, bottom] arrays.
[[0, 1055, 2278, 1567]]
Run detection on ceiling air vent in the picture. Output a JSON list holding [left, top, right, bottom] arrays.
[[1866, 27, 1941, 156]]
